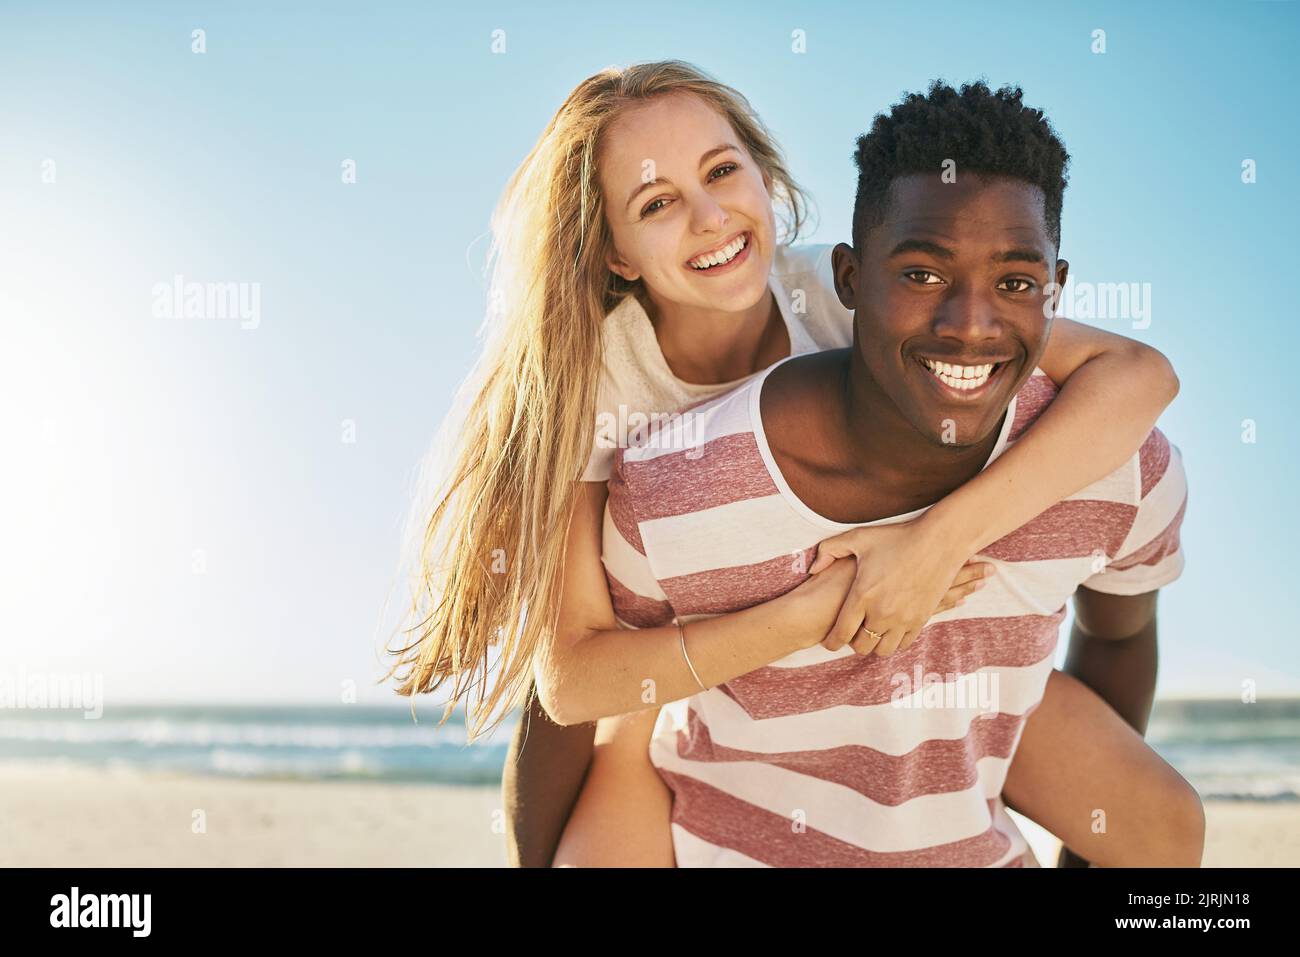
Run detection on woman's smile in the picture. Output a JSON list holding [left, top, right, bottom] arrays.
[[684, 229, 754, 277]]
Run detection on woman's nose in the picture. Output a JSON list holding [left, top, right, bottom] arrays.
[[689, 195, 730, 235]]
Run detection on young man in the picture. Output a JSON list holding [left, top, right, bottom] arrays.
[[506, 81, 1189, 866]]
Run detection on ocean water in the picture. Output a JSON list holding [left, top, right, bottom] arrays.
[[0, 698, 1297, 800], [0, 704, 512, 786], [1144, 698, 1300, 802]]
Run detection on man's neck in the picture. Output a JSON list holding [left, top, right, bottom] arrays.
[[761, 350, 1008, 524]]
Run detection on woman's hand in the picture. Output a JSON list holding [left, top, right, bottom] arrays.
[[785, 555, 861, 651], [807, 519, 992, 657]]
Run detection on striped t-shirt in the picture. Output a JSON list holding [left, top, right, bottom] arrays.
[[602, 355, 1188, 868]]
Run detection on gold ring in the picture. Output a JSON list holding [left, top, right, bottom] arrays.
[[860, 627, 884, 642]]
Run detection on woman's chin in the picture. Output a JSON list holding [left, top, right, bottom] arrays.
[[695, 254, 773, 311]]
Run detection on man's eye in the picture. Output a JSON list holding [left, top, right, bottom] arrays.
[[709, 162, 738, 180], [905, 270, 944, 285], [998, 278, 1035, 293]]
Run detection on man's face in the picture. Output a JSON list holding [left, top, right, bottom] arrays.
[[834, 173, 1067, 449], [598, 92, 777, 315]]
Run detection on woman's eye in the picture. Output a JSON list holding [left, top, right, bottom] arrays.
[[998, 278, 1034, 293], [642, 164, 738, 217], [642, 163, 737, 216], [905, 270, 944, 285]]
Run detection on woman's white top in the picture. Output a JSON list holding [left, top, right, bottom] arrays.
[[583, 243, 854, 482]]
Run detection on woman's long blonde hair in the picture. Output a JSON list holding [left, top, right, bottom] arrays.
[[384, 59, 812, 739]]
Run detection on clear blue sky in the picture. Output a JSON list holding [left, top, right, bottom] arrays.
[[1, 1, 1296, 706]]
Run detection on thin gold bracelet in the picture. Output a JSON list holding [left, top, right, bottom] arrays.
[[677, 620, 707, 691]]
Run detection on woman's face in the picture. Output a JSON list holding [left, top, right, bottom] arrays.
[[599, 92, 777, 315]]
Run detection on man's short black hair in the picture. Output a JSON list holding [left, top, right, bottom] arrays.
[[851, 80, 1070, 250]]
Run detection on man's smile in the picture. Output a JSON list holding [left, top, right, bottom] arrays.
[[911, 354, 1015, 403]]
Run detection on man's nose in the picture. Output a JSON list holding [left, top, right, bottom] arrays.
[[932, 281, 1003, 343]]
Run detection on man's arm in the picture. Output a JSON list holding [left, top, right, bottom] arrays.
[[501, 479, 612, 867], [1054, 585, 1159, 866], [1066, 585, 1159, 732], [1054, 426, 1187, 865], [501, 684, 595, 867]]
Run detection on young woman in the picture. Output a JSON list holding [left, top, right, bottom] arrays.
[[387, 61, 1199, 867]]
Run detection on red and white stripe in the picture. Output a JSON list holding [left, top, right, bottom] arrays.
[[603, 363, 1188, 867]]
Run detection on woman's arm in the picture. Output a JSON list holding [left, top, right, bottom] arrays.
[[510, 482, 976, 863], [923, 317, 1179, 555], [533, 482, 872, 727], [508, 480, 874, 865], [812, 319, 1179, 655]]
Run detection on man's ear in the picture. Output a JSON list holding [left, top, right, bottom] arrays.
[[830, 242, 859, 310], [1050, 258, 1069, 312]]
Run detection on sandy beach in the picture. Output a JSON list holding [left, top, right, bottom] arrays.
[[1, 766, 1296, 867], [0, 767, 508, 867]]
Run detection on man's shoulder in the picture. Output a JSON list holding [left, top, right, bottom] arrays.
[[1021, 366, 1181, 486], [1007, 367, 1184, 504], [1079, 428, 1188, 594], [1005, 367, 1061, 443], [981, 367, 1187, 584]]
